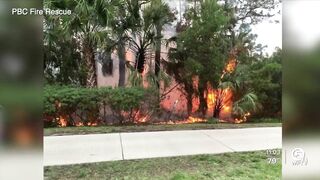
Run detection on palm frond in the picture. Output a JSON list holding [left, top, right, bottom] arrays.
[[128, 69, 143, 87], [232, 92, 259, 117]]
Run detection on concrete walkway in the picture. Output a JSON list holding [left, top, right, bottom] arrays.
[[44, 127, 281, 166]]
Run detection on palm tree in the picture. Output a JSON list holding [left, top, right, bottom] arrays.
[[143, 0, 174, 79], [128, 26, 155, 74], [216, 64, 259, 120], [112, 16, 127, 87], [232, 92, 258, 120], [112, 0, 149, 86], [122, 0, 156, 74], [210, 25, 258, 118], [46, 0, 116, 88]]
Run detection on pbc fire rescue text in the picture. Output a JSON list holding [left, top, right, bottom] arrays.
[[12, 8, 72, 16]]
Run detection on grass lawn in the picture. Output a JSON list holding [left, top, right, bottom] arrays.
[[44, 150, 281, 180], [44, 118, 281, 136]]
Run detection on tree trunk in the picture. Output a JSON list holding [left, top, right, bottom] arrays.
[[155, 25, 162, 80], [135, 48, 146, 74], [198, 83, 208, 117], [102, 51, 113, 76], [213, 91, 222, 119], [118, 42, 126, 87], [154, 25, 162, 108], [213, 105, 221, 118], [83, 41, 97, 88], [187, 93, 193, 116]]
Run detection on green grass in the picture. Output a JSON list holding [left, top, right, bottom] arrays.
[[249, 118, 282, 123], [44, 150, 281, 180], [44, 118, 281, 136]]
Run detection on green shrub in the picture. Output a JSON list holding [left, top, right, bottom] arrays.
[[43, 85, 145, 127], [107, 87, 145, 124], [207, 118, 219, 124], [108, 87, 145, 112]]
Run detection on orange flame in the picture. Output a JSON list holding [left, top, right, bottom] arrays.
[[207, 88, 216, 110], [225, 59, 237, 73], [55, 57, 250, 127], [75, 122, 84, 127], [134, 115, 149, 124], [87, 122, 98, 126], [156, 116, 207, 125], [58, 116, 99, 127], [58, 116, 67, 127], [235, 112, 251, 124]]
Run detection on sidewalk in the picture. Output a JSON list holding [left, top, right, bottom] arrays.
[[44, 127, 281, 166]]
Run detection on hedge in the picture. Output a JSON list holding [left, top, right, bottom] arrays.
[[43, 85, 145, 127]]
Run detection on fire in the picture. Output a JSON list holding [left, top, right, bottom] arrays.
[[225, 59, 237, 73], [53, 55, 252, 127], [58, 116, 98, 127], [58, 116, 67, 127], [235, 112, 251, 124], [188, 117, 206, 123], [131, 110, 151, 124], [206, 89, 215, 110], [206, 86, 233, 121], [156, 116, 207, 125], [75, 121, 98, 127], [223, 106, 231, 112], [75, 122, 84, 127], [87, 122, 98, 126], [134, 115, 149, 124]]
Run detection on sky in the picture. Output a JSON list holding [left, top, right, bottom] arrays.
[[251, 3, 282, 55], [251, 15, 282, 55]]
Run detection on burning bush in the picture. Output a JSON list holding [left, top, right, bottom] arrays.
[[43, 86, 146, 127]]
